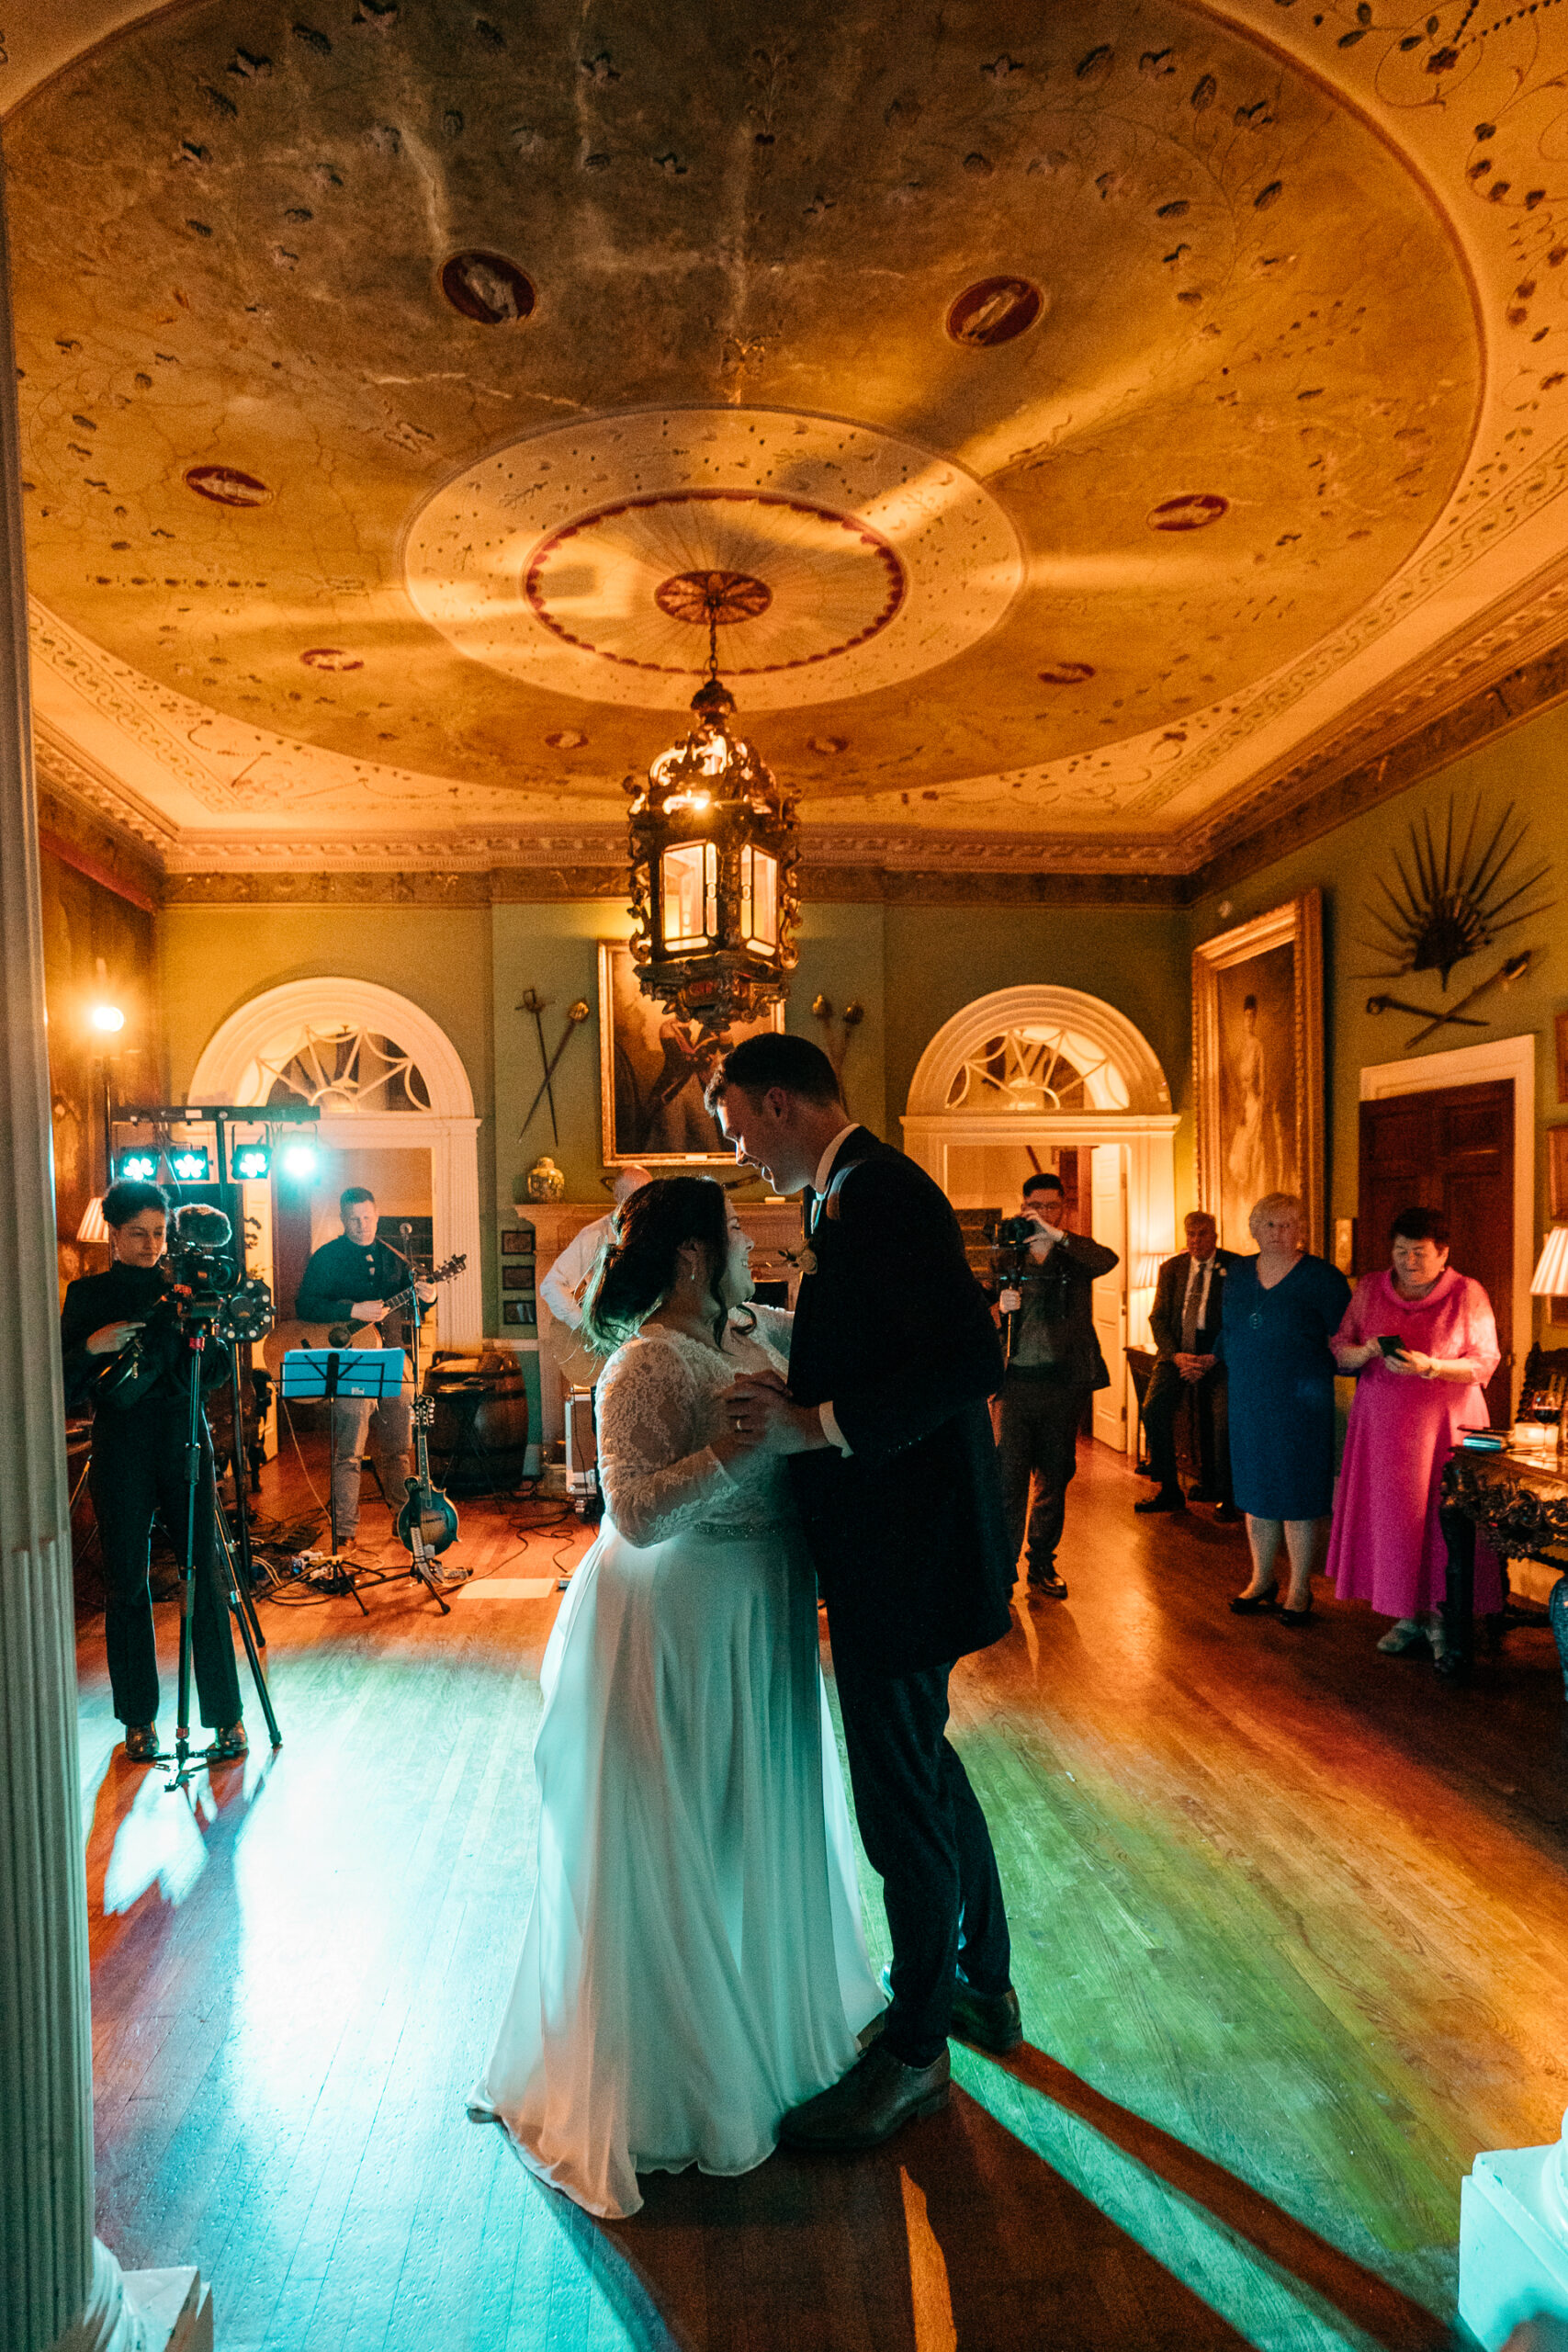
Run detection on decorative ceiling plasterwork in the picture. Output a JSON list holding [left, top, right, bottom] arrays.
[[405, 411, 1021, 709], [6, 0, 1568, 882]]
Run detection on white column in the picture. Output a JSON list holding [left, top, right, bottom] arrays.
[[1461, 2114, 1568, 2346], [0, 143, 202, 2352]]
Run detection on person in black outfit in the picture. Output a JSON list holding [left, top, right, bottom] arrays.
[[709, 1035, 1017, 2154], [60, 1180, 243, 1765], [1135, 1209, 1243, 1520], [989, 1171, 1120, 1600], [294, 1187, 434, 1552]]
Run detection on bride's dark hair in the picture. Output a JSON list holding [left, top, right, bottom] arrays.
[[580, 1174, 731, 1354]]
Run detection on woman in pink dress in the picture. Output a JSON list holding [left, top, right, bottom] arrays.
[[1326, 1204, 1501, 1662]]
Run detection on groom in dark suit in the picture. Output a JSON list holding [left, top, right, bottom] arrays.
[[708, 1034, 1019, 2150]]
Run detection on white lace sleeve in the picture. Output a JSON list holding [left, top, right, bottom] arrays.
[[595, 1339, 736, 1548]]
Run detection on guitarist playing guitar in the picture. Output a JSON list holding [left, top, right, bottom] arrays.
[[295, 1187, 443, 1562]]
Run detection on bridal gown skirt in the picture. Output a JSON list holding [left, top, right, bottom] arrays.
[[470, 1516, 882, 2219]]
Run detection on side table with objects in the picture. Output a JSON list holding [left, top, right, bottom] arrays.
[[1438, 1434, 1568, 1693]]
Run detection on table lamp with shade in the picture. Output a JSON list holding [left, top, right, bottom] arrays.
[[76, 1197, 109, 1249], [1530, 1225, 1568, 1321], [1134, 1251, 1168, 1294]]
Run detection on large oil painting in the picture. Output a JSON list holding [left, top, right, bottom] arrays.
[[1192, 892, 1324, 1253], [599, 943, 784, 1167]]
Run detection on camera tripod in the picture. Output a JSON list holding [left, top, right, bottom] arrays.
[[164, 1318, 282, 1792]]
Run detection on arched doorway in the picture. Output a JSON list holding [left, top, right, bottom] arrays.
[[188, 978, 483, 1346], [902, 986, 1179, 1454]]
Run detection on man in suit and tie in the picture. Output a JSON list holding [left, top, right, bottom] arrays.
[[1135, 1209, 1242, 1519], [706, 1033, 1019, 2153]]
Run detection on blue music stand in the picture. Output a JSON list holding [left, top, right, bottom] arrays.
[[280, 1349, 406, 1608]]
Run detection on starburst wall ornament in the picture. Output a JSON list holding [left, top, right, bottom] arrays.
[[1359, 796, 1552, 989]]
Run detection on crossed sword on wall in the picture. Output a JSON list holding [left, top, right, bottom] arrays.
[[516, 989, 591, 1142], [1365, 949, 1533, 1050]]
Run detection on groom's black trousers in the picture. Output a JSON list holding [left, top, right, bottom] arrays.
[[831, 1646, 1011, 2068]]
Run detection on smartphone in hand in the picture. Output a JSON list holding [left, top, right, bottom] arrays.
[[1375, 1334, 1409, 1360]]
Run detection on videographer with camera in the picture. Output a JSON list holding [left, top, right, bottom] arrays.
[[59, 1180, 244, 1765], [989, 1171, 1119, 1601]]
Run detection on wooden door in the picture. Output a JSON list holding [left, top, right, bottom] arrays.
[[1089, 1144, 1127, 1451], [1356, 1080, 1513, 1424]]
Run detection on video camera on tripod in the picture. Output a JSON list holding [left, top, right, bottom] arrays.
[[95, 1204, 274, 1410]]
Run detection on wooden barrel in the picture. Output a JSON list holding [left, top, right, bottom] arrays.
[[425, 1355, 530, 1496]]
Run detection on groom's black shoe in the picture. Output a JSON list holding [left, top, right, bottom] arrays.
[[953, 1977, 1023, 2055], [779, 2041, 949, 2152], [878, 1965, 1023, 2058]]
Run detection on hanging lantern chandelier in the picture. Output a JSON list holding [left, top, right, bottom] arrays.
[[624, 573, 801, 1030]]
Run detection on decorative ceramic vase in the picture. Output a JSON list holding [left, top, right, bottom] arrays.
[[525, 1155, 566, 1203]]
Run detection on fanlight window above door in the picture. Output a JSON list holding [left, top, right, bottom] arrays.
[[260, 1024, 433, 1114], [942, 1023, 1131, 1114]]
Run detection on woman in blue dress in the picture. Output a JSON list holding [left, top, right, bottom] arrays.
[[1218, 1193, 1351, 1626]]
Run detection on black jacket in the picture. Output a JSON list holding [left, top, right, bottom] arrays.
[[295, 1235, 412, 1329], [992, 1227, 1120, 1388], [786, 1128, 1013, 1678], [61, 1263, 228, 1416], [1147, 1248, 1244, 1361]]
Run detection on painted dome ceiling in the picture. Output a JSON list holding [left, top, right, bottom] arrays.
[[4, 0, 1567, 885]]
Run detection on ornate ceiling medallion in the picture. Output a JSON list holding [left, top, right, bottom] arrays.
[[653, 569, 773, 628], [523, 491, 904, 674], [403, 408, 1022, 711]]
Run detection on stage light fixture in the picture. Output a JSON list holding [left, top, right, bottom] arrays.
[[115, 1149, 160, 1182], [233, 1143, 271, 1181], [169, 1147, 211, 1182], [89, 1003, 126, 1034], [281, 1142, 320, 1180]]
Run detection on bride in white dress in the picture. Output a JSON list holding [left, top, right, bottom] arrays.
[[470, 1175, 882, 2218]]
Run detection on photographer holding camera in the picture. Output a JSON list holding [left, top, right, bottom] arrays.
[[989, 1171, 1119, 1601], [60, 1180, 244, 1765]]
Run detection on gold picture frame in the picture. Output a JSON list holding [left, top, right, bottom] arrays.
[[1192, 890, 1324, 1254], [598, 942, 784, 1167], [1549, 1125, 1568, 1221]]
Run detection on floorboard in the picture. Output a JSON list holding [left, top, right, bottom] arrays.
[[79, 1439, 1568, 2348]]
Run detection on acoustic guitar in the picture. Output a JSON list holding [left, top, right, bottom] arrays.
[[263, 1252, 467, 1374]]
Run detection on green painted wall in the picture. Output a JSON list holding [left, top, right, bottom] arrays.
[[1189, 701, 1568, 1344]]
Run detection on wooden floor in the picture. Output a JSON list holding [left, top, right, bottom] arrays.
[[78, 1438, 1568, 2351]]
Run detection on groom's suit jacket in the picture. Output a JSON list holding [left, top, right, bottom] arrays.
[[786, 1127, 1013, 1679]]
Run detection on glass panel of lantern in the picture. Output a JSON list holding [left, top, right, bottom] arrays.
[[741, 846, 779, 951], [660, 841, 717, 949]]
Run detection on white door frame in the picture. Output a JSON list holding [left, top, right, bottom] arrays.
[[1358, 1032, 1534, 1409], [900, 1111, 1180, 1454], [187, 978, 484, 1345], [900, 985, 1180, 1457]]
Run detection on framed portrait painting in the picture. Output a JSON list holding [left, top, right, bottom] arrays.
[[1192, 890, 1324, 1253], [598, 942, 784, 1167]]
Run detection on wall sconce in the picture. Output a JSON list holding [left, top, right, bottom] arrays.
[[811, 994, 865, 1092]]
